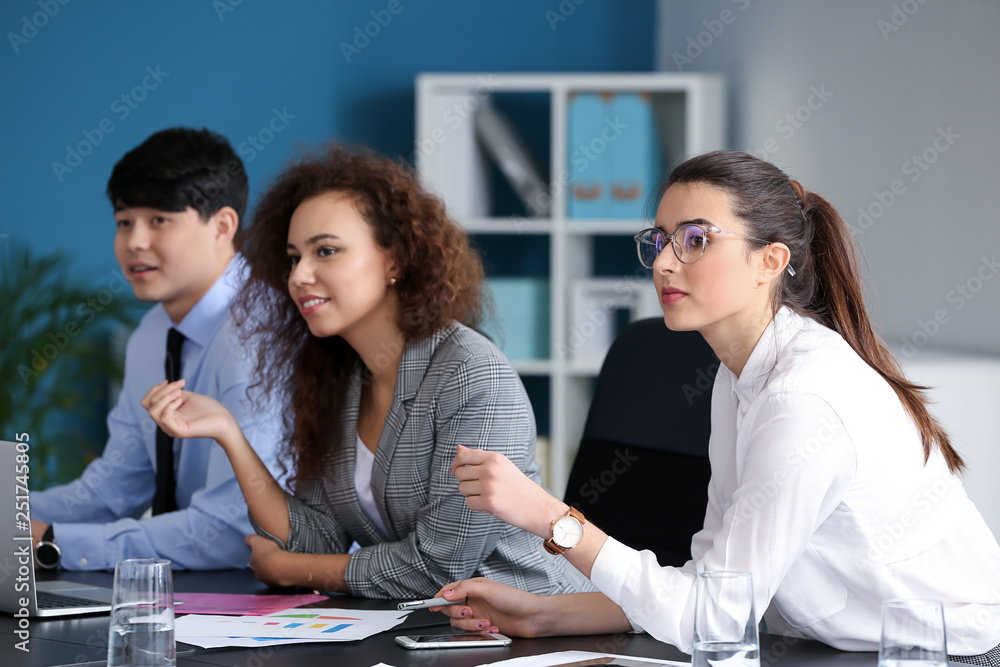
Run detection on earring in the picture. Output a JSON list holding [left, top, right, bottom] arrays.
[[389, 277, 397, 286]]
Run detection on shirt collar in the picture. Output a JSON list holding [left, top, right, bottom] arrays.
[[730, 306, 801, 406], [171, 255, 246, 348]]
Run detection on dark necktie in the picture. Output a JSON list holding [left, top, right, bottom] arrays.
[[152, 327, 184, 515]]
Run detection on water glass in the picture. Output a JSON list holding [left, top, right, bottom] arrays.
[[107, 558, 176, 667], [879, 599, 948, 667], [692, 571, 760, 667]]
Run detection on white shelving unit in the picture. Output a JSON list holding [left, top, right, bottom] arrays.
[[416, 72, 726, 497]]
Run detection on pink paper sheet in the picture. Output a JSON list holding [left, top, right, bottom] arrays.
[[173, 592, 329, 616]]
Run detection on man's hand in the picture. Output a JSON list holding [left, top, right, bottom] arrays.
[[30, 519, 49, 550], [31, 519, 50, 570]]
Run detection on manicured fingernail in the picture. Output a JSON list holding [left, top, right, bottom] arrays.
[[443, 589, 455, 597], [460, 608, 470, 617], [488, 627, 499, 634], [476, 620, 488, 630]]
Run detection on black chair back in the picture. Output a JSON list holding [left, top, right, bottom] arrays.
[[563, 317, 716, 566]]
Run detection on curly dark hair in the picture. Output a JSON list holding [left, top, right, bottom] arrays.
[[236, 144, 487, 488]]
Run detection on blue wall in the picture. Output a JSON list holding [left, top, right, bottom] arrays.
[[1, 0, 655, 281]]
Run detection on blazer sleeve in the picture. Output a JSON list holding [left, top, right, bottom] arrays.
[[251, 478, 353, 555], [345, 352, 536, 598]]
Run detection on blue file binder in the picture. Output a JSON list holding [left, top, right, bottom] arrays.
[[567, 93, 609, 219], [609, 92, 661, 220], [483, 278, 550, 360]]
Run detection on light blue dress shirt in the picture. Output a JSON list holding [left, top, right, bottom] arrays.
[[31, 256, 284, 570]]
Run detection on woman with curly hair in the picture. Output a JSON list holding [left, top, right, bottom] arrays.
[[143, 144, 590, 599]]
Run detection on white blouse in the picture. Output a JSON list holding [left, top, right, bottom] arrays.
[[354, 435, 389, 539], [590, 307, 1000, 654]]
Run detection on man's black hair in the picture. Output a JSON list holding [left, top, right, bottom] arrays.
[[106, 127, 248, 249]]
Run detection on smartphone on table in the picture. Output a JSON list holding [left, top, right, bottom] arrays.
[[395, 633, 512, 649]]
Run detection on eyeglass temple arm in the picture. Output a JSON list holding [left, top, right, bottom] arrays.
[[715, 227, 797, 277]]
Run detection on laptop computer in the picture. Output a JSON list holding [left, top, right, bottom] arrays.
[[0, 439, 114, 617]]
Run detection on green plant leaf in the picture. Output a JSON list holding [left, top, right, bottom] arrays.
[[0, 241, 139, 489]]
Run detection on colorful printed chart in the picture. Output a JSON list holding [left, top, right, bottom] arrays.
[[174, 607, 410, 648]]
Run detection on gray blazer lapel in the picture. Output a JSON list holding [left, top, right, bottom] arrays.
[[369, 392, 408, 541], [370, 326, 456, 540], [329, 367, 385, 545]]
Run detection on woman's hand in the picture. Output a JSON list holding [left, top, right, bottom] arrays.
[[434, 582, 630, 639], [245, 534, 296, 587], [451, 445, 566, 537], [431, 578, 548, 638], [142, 380, 238, 445]]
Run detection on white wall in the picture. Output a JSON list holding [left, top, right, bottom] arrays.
[[898, 352, 1000, 539], [655, 0, 1000, 537], [656, 0, 1000, 356]]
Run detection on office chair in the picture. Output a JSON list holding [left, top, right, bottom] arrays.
[[563, 317, 715, 566]]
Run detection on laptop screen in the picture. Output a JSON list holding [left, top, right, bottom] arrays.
[[0, 438, 114, 617]]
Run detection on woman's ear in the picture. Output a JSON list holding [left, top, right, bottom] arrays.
[[757, 242, 791, 287], [385, 252, 401, 284]]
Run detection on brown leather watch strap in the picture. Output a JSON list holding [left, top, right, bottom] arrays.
[[543, 506, 585, 555]]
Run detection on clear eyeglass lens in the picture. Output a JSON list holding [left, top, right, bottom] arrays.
[[638, 229, 664, 268], [636, 226, 712, 268], [675, 225, 707, 262]]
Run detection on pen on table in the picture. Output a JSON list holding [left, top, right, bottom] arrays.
[[397, 596, 467, 611]]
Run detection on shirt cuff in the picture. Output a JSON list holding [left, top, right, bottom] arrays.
[[591, 536, 645, 634], [52, 522, 112, 570]]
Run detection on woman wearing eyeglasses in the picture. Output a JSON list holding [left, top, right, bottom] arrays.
[[142, 145, 591, 599], [433, 151, 1000, 663]]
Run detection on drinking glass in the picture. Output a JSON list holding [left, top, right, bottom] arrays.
[[879, 599, 948, 667], [107, 558, 175, 667], [692, 571, 760, 667]]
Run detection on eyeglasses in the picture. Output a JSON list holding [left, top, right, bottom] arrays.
[[633, 223, 796, 276]]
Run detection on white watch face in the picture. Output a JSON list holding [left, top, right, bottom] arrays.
[[552, 515, 583, 549]]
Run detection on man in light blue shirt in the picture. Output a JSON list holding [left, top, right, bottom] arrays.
[[29, 128, 284, 570]]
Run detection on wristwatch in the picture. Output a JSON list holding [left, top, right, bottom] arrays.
[[35, 525, 61, 569], [543, 507, 585, 555]]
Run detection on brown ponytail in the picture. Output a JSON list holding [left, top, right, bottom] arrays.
[[662, 151, 964, 473]]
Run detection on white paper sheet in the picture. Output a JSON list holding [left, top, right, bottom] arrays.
[[174, 606, 409, 647]]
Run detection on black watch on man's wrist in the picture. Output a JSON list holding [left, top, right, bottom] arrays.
[[35, 525, 61, 569]]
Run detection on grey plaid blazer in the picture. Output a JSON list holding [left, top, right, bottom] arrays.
[[257, 323, 593, 599]]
